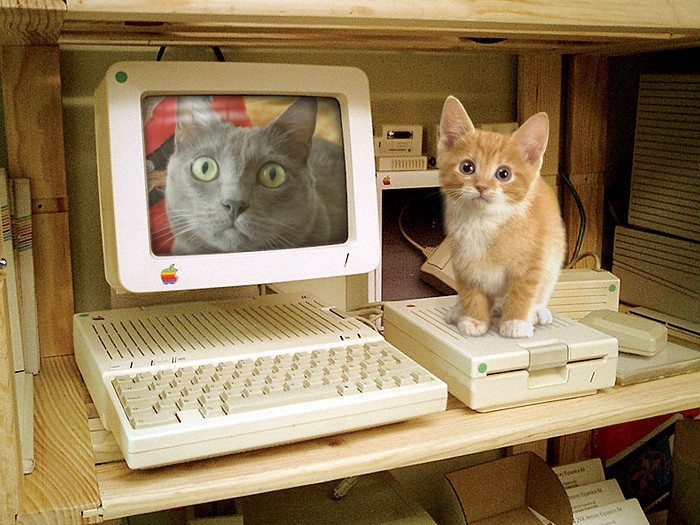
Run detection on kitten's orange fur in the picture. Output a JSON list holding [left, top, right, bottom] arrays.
[[438, 96, 566, 338]]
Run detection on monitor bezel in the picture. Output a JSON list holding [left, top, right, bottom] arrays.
[[95, 61, 379, 293]]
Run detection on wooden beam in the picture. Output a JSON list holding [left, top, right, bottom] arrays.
[[0, 0, 64, 45], [0, 46, 75, 358], [63, 0, 700, 34], [0, 276, 23, 525], [563, 54, 608, 267], [551, 430, 593, 465], [518, 54, 562, 191]]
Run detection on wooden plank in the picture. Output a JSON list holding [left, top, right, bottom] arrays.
[[551, 431, 592, 465], [0, 0, 64, 45], [507, 440, 548, 461], [62, 0, 700, 33], [96, 371, 700, 520], [1, 45, 75, 358], [18, 356, 101, 525], [563, 55, 608, 268], [0, 276, 23, 524], [32, 213, 74, 358], [1, 0, 698, 52], [0, 46, 68, 202], [517, 54, 562, 179]]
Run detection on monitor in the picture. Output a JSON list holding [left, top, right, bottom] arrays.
[[94, 61, 379, 293]]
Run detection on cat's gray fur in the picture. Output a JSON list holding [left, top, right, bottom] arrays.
[[164, 96, 348, 254]]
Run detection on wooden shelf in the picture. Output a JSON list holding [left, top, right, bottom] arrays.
[[3, 2, 699, 524], [18, 356, 100, 524], [2, 0, 700, 53], [18, 354, 700, 522]]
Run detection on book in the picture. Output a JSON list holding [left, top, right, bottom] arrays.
[[11, 178, 40, 374], [0, 169, 24, 374], [1, 169, 35, 473]]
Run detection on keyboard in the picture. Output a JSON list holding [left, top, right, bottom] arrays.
[[74, 293, 447, 468]]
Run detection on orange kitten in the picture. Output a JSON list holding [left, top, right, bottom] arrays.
[[438, 96, 566, 338]]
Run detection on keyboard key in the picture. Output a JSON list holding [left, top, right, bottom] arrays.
[[130, 410, 178, 429]]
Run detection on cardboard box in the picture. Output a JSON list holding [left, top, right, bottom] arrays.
[[444, 452, 574, 525]]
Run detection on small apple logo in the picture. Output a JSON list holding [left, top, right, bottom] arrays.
[[161, 264, 178, 285]]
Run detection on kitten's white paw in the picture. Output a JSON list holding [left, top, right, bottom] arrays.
[[456, 317, 490, 337], [499, 319, 534, 338], [532, 304, 553, 325]]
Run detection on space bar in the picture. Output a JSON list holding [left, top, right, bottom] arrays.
[[223, 386, 341, 414]]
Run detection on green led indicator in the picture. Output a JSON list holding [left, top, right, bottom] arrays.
[[609, 284, 617, 292], [115, 71, 128, 83], [478, 363, 487, 374]]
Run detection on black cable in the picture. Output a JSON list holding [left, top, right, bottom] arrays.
[[156, 46, 166, 61], [212, 46, 226, 62], [559, 166, 586, 267]]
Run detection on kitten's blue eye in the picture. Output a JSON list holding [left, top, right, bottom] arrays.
[[495, 167, 512, 182], [459, 161, 475, 175], [259, 163, 286, 188], [191, 156, 219, 182]]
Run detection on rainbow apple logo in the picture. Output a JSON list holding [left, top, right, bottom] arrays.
[[161, 264, 178, 285]]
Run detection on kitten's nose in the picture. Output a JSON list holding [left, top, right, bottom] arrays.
[[222, 199, 249, 222], [475, 185, 488, 194]]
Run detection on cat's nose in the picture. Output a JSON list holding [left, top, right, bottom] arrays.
[[222, 199, 249, 222], [475, 185, 488, 194]]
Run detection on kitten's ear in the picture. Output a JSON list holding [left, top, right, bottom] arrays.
[[268, 97, 318, 160], [439, 96, 474, 150], [175, 96, 220, 146], [512, 112, 549, 166]]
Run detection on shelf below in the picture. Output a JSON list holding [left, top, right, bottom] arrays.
[[19, 353, 700, 522], [95, 369, 699, 520]]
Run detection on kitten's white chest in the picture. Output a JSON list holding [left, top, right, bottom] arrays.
[[448, 209, 507, 295], [448, 207, 501, 256]]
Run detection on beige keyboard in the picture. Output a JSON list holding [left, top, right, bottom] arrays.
[[103, 340, 446, 467], [113, 342, 436, 429]]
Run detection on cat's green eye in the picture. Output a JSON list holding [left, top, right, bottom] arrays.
[[191, 156, 219, 182], [259, 163, 287, 188], [495, 167, 512, 182], [459, 161, 475, 175]]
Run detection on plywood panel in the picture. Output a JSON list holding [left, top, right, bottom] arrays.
[[1, 45, 75, 357], [18, 356, 100, 524]]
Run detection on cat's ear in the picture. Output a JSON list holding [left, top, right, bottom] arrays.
[[268, 97, 318, 160], [512, 112, 549, 166], [175, 96, 220, 146], [439, 96, 475, 150]]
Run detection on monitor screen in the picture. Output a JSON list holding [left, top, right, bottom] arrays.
[[95, 62, 379, 293]]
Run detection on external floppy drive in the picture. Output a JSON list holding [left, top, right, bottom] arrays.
[[384, 295, 618, 411]]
